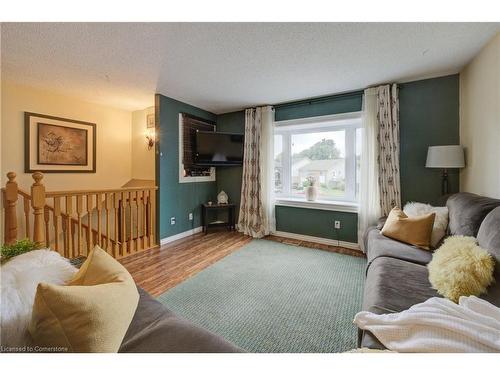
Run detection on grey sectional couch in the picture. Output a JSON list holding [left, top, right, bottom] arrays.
[[117, 192, 500, 352], [119, 288, 243, 352], [359, 192, 500, 350]]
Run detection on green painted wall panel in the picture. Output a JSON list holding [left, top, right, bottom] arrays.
[[275, 206, 358, 243], [399, 74, 460, 205], [157, 94, 218, 239], [275, 93, 363, 121], [215, 111, 245, 220]]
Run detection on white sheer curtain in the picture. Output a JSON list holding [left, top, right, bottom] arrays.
[[358, 88, 381, 251], [260, 106, 275, 234], [238, 105, 275, 237]]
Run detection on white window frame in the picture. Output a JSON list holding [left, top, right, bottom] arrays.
[[274, 111, 362, 212]]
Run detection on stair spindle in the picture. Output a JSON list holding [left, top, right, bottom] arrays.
[[121, 191, 129, 256], [96, 193, 103, 247], [86, 194, 94, 254], [129, 191, 135, 254], [76, 195, 83, 256], [44, 206, 50, 248], [31, 172, 46, 246], [113, 192, 120, 258], [4, 172, 19, 244], [65, 196, 73, 259], [23, 196, 30, 238], [53, 197, 61, 253], [105, 193, 112, 253]]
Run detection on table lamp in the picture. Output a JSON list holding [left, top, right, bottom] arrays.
[[425, 145, 465, 195]]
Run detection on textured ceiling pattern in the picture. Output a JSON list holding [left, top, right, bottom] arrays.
[[2, 23, 499, 113]]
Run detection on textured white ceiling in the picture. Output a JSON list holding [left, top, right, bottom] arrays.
[[2, 23, 499, 113]]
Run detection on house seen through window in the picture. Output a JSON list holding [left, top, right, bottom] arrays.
[[274, 113, 362, 203]]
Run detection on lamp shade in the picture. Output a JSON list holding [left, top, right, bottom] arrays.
[[426, 145, 465, 168]]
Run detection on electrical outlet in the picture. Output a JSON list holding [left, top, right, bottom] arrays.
[[334, 220, 341, 229], [188, 212, 193, 221], [170, 217, 176, 225]]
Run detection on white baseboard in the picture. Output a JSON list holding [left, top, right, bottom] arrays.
[[272, 230, 360, 251], [160, 226, 203, 245]]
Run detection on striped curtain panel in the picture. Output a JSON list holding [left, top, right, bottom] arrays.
[[238, 106, 274, 238], [377, 84, 401, 215]]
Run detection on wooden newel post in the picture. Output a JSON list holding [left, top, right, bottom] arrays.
[[5, 172, 19, 244], [31, 172, 46, 245]]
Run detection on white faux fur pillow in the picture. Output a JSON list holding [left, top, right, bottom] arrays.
[[1, 250, 77, 348], [404, 202, 449, 248]]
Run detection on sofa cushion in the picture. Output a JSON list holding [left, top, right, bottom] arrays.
[[119, 288, 243, 353], [363, 257, 439, 313], [447, 193, 500, 237], [365, 228, 433, 270], [477, 206, 500, 266], [477, 206, 500, 307], [360, 257, 439, 350]]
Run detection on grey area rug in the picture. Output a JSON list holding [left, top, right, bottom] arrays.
[[157, 239, 366, 352]]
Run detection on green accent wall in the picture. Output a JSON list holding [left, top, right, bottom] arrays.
[[157, 94, 218, 239], [275, 206, 358, 243], [157, 75, 459, 242], [399, 74, 460, 205], [275, 92, 363, 121], [215, 111, 245, 221]]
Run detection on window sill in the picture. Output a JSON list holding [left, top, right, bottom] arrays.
[[274, 197, 359, 213]]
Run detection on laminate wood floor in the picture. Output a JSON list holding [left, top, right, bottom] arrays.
[[120, 231, 364, 297], [120, 231, 252, 296]]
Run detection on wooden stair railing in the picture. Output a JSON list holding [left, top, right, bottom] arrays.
[[2, 171, 158, 259], [12, 189, 116, 254]]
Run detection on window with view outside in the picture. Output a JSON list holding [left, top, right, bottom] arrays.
[[274, 114, 361, 203]]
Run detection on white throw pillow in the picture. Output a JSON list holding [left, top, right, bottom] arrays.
[[0, 249, 77, 348], [403, 202, 449, 248]]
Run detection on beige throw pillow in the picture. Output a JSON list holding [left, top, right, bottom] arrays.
[[381, 207, 436, 250], [29, 246, 139, 352]]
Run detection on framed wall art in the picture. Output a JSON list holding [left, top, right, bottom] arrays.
[[25, 112, 96, 173]]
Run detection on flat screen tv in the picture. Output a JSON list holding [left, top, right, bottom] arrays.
[[194, 131, 244, 166]]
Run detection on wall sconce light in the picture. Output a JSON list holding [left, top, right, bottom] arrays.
[[146, 112, 155, 150], [145, 128, 155, 150]]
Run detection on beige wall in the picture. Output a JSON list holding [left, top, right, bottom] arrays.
[[131, 107, 155, 180], [1, 81, 133, 191], [460, 33, 500, 198], [0, 24, 4, 242]]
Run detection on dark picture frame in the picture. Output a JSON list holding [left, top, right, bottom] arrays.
[[25, 112, 96, 173]]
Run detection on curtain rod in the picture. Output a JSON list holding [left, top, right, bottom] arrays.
[[273, 90, 364, 110]]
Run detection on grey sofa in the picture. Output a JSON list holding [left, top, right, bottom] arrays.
[[359, 192, 500, 350], [119, 288, 243, 352]]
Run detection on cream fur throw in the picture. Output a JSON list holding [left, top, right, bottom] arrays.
[[1, 250, 77, 348], [428, 236, 495, 303], [404, 202, 448, 248]]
